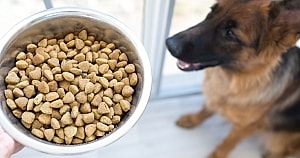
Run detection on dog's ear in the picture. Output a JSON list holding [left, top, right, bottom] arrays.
[[267, 0, 300, 49]]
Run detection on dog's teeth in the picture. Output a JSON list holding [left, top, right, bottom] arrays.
[[177, 60, 192, 69]]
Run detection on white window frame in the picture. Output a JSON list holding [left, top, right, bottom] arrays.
[[143, 0, 202, 99]]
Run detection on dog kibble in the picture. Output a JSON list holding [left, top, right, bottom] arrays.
[[103, 97, 114, 106], [84, 82, 94, 94], [61, 112, 73, 125], [76, 92, 88, 104], [45, 92, 59, 102], [5, 72, 20, 84], [37, 81, 50, 93], [71, 106, 79, 118], [75, 127, 85, 139], [53, 136, 64, 144], [51, 118, 61, 129], [32, 120, 43, 129], [44, 129, 55, 141], [29, 68, 42, 80], [27, 44, 37, 52], [38, 114, 51, 125], [96, 122, 109, 132], [32, 54, 45, 65], [65, 136, 73, 145], [63, 92, 75, 103], [31, 128, 44, 139], [85, 124, 96, 137], [4, 89, 13, 100], [38, 39, 48, 48], [75, 114, 84, 127], [60, 42, 69, 52], [85, 135, 96, 142], [112, 116, 121, 124], [40, 102, 53, 114], [13, 109, 22, 118], [16, 60, 28, 69], [82, 112, 94, 124], [4, 29, 138, 145], [16, 80, 29, 89], [21, 112, 35, 124], [33, 93, 43, 105], [15, 97, 28, 110], [6, 99, 17, 110], [56, 128, 64, 139], [64, 125, 77, 138], [43, 69, 54, 81], [120, 100, 131, 112], [27, 99, 34, 111], [62, 72, 74, 82], [100, 116, 112, 125], [49, 99, 63, 108], [13, 88, 24, 98], [122, 85, 134, 97], [98, 102, 110, 114], [79, 30, 88, 40], [59, 105, 70, 115]]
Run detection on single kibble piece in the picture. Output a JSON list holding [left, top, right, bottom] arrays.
[[40, 102, 53, 114], [63, 92, 75, 103], [5, 72, 20, 84], [51, 118, 60, 129], [16, 60, 28, 69], [122, 85, 134, 97], [75, 92, 87, 104], [85, 124, 96, 137], [62, 72, 75, 82], [15, 97, 28, 110], [6, 99, 17, 110], [29, 68, 42, 80], [120, 100, 131, 112], [31, 128, 44, 139], [21, 112, 35, 124], [44, 129, 55, 141], [64, 125, 78, 138], [45, 92, 59, 102], [98, 102, 110, 114], [61, 112, 73, 125], [50, 99, 64, 108]]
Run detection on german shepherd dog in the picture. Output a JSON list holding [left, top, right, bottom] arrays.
[[166, 0, 300, 158]]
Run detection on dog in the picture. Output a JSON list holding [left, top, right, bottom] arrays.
[[166, 0, 300, 158]]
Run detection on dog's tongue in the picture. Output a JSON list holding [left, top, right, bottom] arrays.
[[177, 60, 201, 71]]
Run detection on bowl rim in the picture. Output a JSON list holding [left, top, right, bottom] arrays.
[[0, 7, 152, 155]]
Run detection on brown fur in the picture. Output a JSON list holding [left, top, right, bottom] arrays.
[[166, 0, 300, 157]]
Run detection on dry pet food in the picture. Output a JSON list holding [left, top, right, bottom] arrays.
[[4, 30, 138, 145]]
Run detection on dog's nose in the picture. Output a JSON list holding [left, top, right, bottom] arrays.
[[166, 37, 181, 58]]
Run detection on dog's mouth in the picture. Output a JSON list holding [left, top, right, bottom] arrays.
[[177, 60, 220, 71]]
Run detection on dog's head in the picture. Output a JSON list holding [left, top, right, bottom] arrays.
[[166, 0, 300, 72]]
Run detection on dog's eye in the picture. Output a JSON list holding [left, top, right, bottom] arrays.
[[226, 29, 236, 40], [224, 20, 238, 40]]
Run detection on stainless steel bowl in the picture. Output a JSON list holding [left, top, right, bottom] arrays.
[[0, 7, 151, 154]]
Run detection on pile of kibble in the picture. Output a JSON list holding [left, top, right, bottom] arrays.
[[4, 30, 138, 145]]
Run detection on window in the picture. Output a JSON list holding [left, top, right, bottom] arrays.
[[143, 0, 215, 99]]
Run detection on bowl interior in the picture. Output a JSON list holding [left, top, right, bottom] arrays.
[[0, 8, 150, 154]]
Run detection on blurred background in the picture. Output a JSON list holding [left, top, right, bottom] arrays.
[[0, 0, 263, 157]]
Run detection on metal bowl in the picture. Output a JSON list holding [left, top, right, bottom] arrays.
[[0, 7, 151, 154]]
